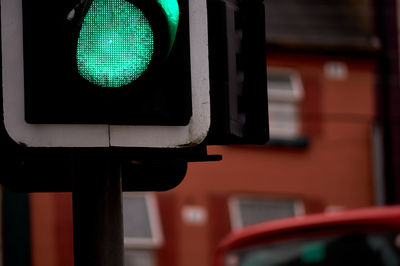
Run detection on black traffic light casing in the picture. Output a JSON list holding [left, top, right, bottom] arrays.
[[1, 0, 211, 148], [23, 0, 191, 126], [2, 0, 268, 148], [207, 0, 269, 145], [0, 0, 267, 192]]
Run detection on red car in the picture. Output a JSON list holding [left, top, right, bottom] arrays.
[[215, 206, 400, 266]]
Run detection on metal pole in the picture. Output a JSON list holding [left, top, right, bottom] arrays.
[[72, 151, 124, 266]]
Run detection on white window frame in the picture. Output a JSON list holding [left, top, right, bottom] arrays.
[[268, 102, 301, 139], [229, 195, 305, 230], [123, 193, 164, 249], [267, 68, 304, 139], [267, 68, 304, 102]]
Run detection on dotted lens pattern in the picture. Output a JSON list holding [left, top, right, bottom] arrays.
[[77, 0, 154, 87]]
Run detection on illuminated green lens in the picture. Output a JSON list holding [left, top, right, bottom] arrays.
[[77, 0, 154, 87]]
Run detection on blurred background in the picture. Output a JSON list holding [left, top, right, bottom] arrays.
[[3, 0, 400, 266]]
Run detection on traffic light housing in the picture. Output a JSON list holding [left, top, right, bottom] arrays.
[[207, 0, 268, 145], [0, 0, 268, 192], [1, 0, 210, 147], [1, 0, 267, 148]]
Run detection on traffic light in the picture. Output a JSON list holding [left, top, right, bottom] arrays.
[[1, 0, 210, 147], [0, 0, 268, 192], [207, 0, 268, 145], [1, 0, 267, 149]]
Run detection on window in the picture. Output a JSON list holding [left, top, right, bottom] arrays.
[[123, 193, 163, 266], [267, 68, 304, 140], [229, 196, 305, 230], [124, 249, 157, 266]]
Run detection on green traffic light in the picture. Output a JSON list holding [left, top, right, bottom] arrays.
[[76, 0, 154, 87], [76, 0, 179, 88]]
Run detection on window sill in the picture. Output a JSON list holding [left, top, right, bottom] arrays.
[[266, 137, 309, 148]]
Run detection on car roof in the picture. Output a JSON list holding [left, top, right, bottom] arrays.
[[217, 205, 400, 254]]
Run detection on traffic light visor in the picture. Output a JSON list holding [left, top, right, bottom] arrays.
[[157, 0, 179, 53]]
